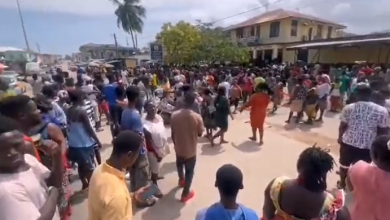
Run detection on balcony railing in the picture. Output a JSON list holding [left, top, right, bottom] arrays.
[[237, 36, 262, 46]]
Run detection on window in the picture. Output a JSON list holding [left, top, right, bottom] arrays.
[[250, 26, 255, 36], [327, 26, 333, 39], [236, 28, 244, 38], [316, 25, 323, 37], [269, 21, 280, 38], [290, 20, 298, 36], [256, 25, 261, 37]]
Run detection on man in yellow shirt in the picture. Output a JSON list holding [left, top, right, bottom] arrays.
[[88, 131, 143, 220]]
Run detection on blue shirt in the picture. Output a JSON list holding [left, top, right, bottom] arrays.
[[195, 203, 259, 220], [121, 108, 146, 155], [103, 83, 117, 106], [48, 101, 67, 125]]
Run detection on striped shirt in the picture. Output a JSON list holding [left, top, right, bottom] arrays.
[[83, 99, 95, 128]]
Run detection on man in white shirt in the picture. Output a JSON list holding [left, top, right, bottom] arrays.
[[337, 84, 389, 189], [218, 81, 230, 98]]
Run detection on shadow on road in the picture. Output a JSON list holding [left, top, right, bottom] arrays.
[[200, 144, 225, 156], [70, 191, 88, 205], [159, 161, 177, 176], [140, 187, 184, 220], [231, 140, 261, 153]]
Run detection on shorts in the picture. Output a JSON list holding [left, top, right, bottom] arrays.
[[67, 146, 95, 170], [98, 101, 109, 114], [147, 152, 160, 174], [339, 142, 371, 169]]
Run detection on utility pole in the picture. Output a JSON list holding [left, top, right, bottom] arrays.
[[112, 33, 119, 58], [16, 0, 30, 51], [36, 43, 41, 53], [126, 37, 129, 46]]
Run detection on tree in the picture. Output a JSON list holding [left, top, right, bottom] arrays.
[[157, 21, 202, 64], [110, 0, 146, 48], [156, 20, 250, 64], [194, 20, 250, 63]]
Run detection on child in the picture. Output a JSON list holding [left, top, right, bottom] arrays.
[[305, 88, 318, 124]]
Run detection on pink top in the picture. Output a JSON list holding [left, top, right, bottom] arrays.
[[349, 161, 390, 220]]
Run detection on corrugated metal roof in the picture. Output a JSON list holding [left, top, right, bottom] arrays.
[[225, 9, 346, 30], [286, 37, 390, 50], [0, 47, 25, 52]]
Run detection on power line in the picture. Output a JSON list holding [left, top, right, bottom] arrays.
[[211, 0, 284, 24], [138, 0, 285, 40]]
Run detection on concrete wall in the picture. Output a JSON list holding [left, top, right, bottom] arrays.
[[230, 18, 340, 45]]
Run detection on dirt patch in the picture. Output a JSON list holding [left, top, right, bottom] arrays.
[[265, 121, 340, 155]]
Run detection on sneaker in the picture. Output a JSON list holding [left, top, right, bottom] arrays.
[[178, 179, 185, 188], [180, 190, 195, 203]]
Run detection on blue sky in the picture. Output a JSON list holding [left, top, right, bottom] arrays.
[[0, 0, 385, 55]]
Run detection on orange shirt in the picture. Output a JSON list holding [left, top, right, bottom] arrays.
[[206, 75, 215, 86]]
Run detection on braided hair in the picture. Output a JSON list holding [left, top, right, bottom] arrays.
[[297, 144, 335, 192]]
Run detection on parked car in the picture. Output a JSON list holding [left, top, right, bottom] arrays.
[[0, 71, 26, 94]]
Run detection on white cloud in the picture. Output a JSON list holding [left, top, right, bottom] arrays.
[[2, 0, 390, 41]]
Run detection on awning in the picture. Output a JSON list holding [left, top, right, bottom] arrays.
[[286, 37, 390, 50]]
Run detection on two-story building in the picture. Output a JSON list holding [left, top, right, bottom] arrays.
[[79, 43, 138, 62], [226, 8, 346, 63]]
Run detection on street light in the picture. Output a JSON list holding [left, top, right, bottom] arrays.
[[16, 0, 30, 51]]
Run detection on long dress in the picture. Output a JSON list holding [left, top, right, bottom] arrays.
[[247, 93, 270, 129], [214, 96, 230, 131]]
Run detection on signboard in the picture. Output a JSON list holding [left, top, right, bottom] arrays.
[[150, 43, 163, 60]]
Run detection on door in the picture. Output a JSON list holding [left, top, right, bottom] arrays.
[[308, 28, 313, 41]]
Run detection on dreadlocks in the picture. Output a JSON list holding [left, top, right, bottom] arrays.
[[297, 144, 336, 192]]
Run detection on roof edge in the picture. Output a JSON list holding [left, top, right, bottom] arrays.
[[225, 16, 346, 31]]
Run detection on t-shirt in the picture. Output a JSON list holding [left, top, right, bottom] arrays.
[[218, 81, 230, 98], [121, 108, 146, 155], [171, 109, 204, 159], [195, 207, 244, 220], [103, 83, 117, 106], [195, 203, 259, 220], [88, 163, 132, 220], [0, 154, 60, 220]]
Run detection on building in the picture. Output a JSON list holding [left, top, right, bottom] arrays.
[[286, 33, 390, 64], [36, 54, 62, 65], [226, 8, 346, 63], [71, 53, 82, 62], [79, 43, 138, 62], [0, 47, 37, 63]]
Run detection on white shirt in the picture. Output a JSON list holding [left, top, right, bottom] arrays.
[[218, 81, 230, 98], [341, 101, 389, 149], [0, 154, 60, 220], [121, 71, 128, 85], [316, 83, 331, 98]]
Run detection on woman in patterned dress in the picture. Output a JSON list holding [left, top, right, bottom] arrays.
[[262, 145, 350, 220]]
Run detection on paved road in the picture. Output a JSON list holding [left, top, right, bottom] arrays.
[[69, 108, 341, 220], [50, 61, 344, 220]]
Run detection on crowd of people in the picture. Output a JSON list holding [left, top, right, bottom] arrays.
[[0, 61, 389, 220]]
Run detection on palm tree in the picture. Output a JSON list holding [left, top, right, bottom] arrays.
[[110, 0, 146, 49]]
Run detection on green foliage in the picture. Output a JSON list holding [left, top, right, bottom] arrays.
[[157, 20, 250, 64], [111, 0, 146, 48]]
